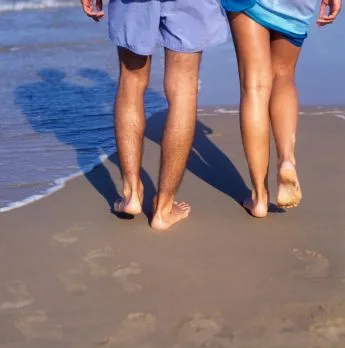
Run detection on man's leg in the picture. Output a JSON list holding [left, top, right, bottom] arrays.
[[151, 49, 201, 231], [114, 48, 151, 215]]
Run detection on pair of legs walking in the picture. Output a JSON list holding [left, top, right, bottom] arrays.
[[114, 13, 304, 227], [230, 13, 302, 218], [114, 47, 201, 230]]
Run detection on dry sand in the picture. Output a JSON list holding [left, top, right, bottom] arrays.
[[1, 107, 345, 348]]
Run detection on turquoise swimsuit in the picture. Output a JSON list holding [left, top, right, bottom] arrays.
[[222, 0, 319, 46]]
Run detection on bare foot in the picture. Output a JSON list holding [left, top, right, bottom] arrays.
[[242, 189, 269, 218], [114, 184, 143, 216], [151, 201, 191, 231], [277, 161, 302, 208]]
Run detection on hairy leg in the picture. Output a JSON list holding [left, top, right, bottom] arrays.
[[229, 13, 272, 218], [270, 33, 302, 208], [151, 49, 201, 231], [114, 48, 151, 215]]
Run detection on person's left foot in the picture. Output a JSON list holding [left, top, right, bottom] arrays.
[[243, 191, 269, 218], [151, 201, 191, 231]]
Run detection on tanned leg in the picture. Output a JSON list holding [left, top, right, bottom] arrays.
[[114, 48, 151, 215], [151, 49, 201, 231], [229, 13, 272, 218], [270, 33, 302, 208]]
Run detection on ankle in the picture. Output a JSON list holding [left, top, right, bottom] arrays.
[[278, 155, 296, 168], [123, 178, 143, 198], [154, 192, 175, 215], [252, 187, 268, 203]]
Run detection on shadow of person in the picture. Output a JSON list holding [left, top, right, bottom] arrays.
[[146, 113, 284, 213], [145, 111, 250, 206], [78, 68, 160, 215], [16, 67, 273, 219], [191, 121, 284, 212], [14, 68, 157, 215]]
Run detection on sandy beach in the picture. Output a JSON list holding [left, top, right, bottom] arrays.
[[1, 107, 345, 347]]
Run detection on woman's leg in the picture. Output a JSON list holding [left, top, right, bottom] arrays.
[[270, 33, 302, 208], [229, 13, 272, 218]]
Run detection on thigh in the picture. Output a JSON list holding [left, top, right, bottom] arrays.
[[118, 47, 151, 73], [229, 13, 272, 88], [164, 49, 201, 98], [164, 50, 201, 81], [117, 47, 152, 90], [270, 32, 302, 77]]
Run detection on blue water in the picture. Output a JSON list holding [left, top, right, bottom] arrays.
[[0, 0, 78, 12], [0, 3, 344, 211]]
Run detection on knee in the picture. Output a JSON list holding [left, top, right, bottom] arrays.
[[272, 64, 295, 81], [240, 74, 273, 97], [164, 77, 198, 103]]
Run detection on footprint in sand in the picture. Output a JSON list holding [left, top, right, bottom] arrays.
[[14, 310, 62, 341], [174, 315, 228, 348], [83, 247, 116, 277], [52, 222, 89, 246], [96, 313, 157, 347], [309, 317, 345, 345], [242, 331, 329, 348], [57, 264, 87, 297], [0, 281, 34, 312], [67, 248, 142, 294], [238, 315, 329, 348], [112, 263, 142, 294], [291, 249, 330, 279]]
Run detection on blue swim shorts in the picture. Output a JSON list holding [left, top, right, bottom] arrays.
[[108, 0, 229, 55]]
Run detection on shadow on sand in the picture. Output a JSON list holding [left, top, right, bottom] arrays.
[[15, 68, 282, 218]]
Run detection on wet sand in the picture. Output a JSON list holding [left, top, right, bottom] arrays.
[[1, 107, 345, 348]]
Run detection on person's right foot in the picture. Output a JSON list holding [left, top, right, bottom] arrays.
[[114, 183, 144, 216], [277, 161, 302, 209], [151, 201, 191, 231]]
